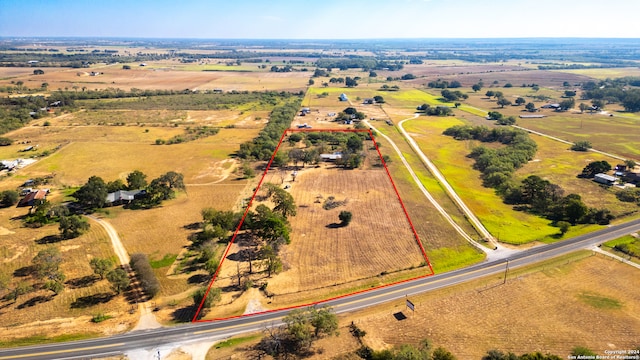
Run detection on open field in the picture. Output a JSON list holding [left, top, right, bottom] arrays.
[[0, 98, 280, 329], [0, 64, 311, 92], [201, 135, 433, 319], [201, 251, 640, 359], [265, 164, 426, 292], [1, 119, 261, 188], [0, 216, 137, 341], [513, 134, 638, 216], [402, 116, 575, 244], [515, 113, 640, 160], [554, 67, 640, 79], [353, 252, 640, 358]]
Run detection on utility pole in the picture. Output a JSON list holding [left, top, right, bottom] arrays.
[[503, 259, 510, 284]]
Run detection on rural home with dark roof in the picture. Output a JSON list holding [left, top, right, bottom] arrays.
[[17, 189, 48, 207]]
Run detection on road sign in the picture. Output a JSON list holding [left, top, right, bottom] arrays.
[[406, 299, 415, 312]]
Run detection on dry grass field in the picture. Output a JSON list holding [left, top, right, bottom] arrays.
[[203, 141, 430, 319], [0, 216, 136, 341], [0, 64, 311, 92], [353, 252, 640, 359], [203, 252, 640, 359], [266, 164, 426, 293], [0, 100, 275, 332]]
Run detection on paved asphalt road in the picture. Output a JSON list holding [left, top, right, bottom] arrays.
[[2, 218, 639, 360]]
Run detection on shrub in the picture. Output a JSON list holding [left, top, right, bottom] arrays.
[[339, 211, 352, 226], [571, 141, 592, 151], [0, 137, 13, 146], [0, 190, 19, 208]]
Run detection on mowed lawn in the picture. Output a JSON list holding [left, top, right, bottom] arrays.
[[402, 116, 563, 244]]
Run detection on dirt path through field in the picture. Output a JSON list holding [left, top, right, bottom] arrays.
[[395, 116, 519, 259], [86, 215, 162, 330], [364, 119, 496, 258]]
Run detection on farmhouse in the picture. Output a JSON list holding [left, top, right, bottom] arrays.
[[339, 93, 348, 101], [105, 189, 146, 206], [594, 173, 617, 186], [320, 152, 343, 161], [17, 189, 48, 207]]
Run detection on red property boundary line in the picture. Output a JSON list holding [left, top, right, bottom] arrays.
[[192, 128, 434, 322]]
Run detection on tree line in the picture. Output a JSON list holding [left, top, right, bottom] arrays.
[[237, 98, 303, 160], [580, 78, 640, 112]]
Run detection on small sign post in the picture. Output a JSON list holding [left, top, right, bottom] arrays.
[[406, 296, 415, 314]]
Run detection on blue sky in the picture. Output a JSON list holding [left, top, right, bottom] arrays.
[[1, 0, 640, 39]]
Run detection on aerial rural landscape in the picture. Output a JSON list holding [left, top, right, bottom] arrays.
[[0, 1, 639, 360]]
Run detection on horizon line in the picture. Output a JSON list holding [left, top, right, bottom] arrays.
[[3, 36, 640, 41]]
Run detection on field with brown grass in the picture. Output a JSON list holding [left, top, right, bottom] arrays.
[[0, 63, 311, 93], [201, 140, 430, 319], [204, 252, 640, 359], [0, 215, 137, 341], [352, 252, 640, 359]]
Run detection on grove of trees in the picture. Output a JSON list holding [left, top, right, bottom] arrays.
[[256, 306, 338, 358], [443, 125, 614, 227]]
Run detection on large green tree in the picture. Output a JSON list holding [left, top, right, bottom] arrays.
[[0, 190, 19, 208], [580, 160, 611, 178], [126, 170, 148, 190], [73, 176, 108, 209], [90, 258, 114, 279], [59, 215, 90, 239], [106, 268, 130, 294]]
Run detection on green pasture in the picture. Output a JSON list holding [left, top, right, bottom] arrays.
[[402, 118, 565, 244], [603, 235, 638, 248], [427, 246, 486, 274], [552, 67, 640, 79], [516, 113, 640, 159], [513, 134, 637, 216]]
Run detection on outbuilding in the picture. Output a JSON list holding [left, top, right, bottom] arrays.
[[594, 173, 617, 186]]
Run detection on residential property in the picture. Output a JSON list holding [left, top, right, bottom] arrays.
[[17, 189, 48, 207], [594, 173, 617, 186], [339, 93, 348, 101], [105, 189, 146, 206]]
